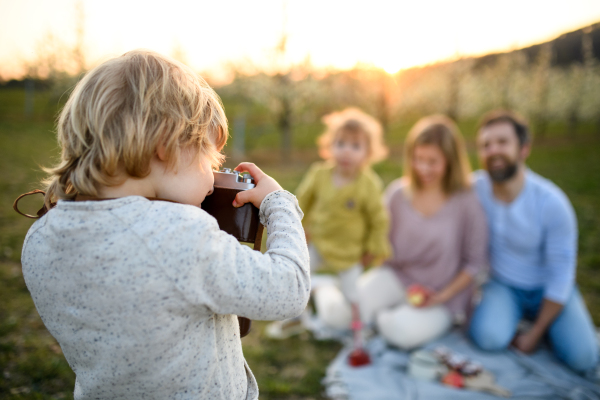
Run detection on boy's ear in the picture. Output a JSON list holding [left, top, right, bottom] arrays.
[[156, 143, 168, 161]]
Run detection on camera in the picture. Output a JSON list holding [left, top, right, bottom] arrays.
[[201, 168, 263, 246]]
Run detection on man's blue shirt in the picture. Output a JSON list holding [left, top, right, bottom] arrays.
[[473, 169, 578, 304]]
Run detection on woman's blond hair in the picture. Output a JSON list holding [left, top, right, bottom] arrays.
[[317, 108, 388, 164], [43, 49, 228, 207], [403, 115, 471, 194]]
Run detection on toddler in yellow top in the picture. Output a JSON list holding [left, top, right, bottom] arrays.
[[299, 108, 390, 331]]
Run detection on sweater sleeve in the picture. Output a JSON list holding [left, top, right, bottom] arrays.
[[541, 191, 578, 304], [362, 173, 391, 260], [154, 191, 311, 321], [460, 190, 489, 278]]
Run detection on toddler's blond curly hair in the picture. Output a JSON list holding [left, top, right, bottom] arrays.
[[317, 108, 388, 164], [43, 49, 227, 207]]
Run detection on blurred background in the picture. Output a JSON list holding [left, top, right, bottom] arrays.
[[1, 0, 600, 398]]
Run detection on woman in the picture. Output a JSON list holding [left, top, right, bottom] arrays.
[[357, 115, 488, 349]]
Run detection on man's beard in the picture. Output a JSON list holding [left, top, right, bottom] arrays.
[[486, 156, 519, 182]]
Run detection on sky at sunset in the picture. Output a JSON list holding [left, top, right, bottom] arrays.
[[1, 0, 600, 80]]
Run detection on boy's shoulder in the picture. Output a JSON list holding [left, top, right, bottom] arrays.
[[358, 167, 383, 190], [307, 161, 333, 175], [22, 197, 220, 269], [299, 162, 334, 189], [48, 196, 218, 236], [137, 198, 218, 232]]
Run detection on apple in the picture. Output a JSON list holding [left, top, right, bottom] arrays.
[[407, 284, 430, 307]]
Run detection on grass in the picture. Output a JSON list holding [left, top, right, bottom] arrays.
[[1, 88, 599, 398]]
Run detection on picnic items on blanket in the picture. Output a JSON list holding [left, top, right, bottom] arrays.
[[442, 370, 464, 388], [406, 346, 512, 397], [348, 304, 371, 367], [323, 330, 599, 400], [407, 350, 448, 381], [464, 370, 512, 397], [434, 346, 483, 376], [407, 284, 432, 307], [434, 346, 512, 397]]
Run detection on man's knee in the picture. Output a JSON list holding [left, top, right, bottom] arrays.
[[557, 344, 599, 373]]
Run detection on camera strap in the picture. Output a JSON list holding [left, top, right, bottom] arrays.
[[13, 190, 180, 218], [13, 190, 54, 219]]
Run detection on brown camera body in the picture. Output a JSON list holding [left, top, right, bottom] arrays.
[[200, 169, 261, 244]]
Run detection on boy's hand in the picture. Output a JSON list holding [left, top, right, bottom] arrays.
[[361, 253, 375, 268], [233, 163, 283, 209]]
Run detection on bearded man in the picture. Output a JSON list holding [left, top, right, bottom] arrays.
[[468, 110, 598, 375]]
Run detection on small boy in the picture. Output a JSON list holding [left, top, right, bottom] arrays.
[[266, 108, 390, 337], [20, 50, 310, 399], [299, 109, 390, 328]]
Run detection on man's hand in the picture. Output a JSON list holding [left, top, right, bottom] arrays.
[[511, 298, 563, 354], [512, 331, 541, 354], [232, 163, 283, 209]]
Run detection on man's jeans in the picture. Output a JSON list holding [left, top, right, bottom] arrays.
[[469, 279, 598, 374]]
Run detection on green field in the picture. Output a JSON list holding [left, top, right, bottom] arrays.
[[1, 88, 599, 399]]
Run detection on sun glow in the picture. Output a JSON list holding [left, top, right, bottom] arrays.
[[1, 0, 600, 80]]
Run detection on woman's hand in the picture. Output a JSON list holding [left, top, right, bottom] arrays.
[[419, 270, 473, 308], [232, 163, 283, 209], [420, 291, 448, 308]]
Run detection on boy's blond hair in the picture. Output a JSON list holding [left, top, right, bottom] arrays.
[[403, 115, 471, 194], [44, 49, 228, 207], [317, 108, 388, 164]]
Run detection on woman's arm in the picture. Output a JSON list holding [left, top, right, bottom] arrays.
[[422, 271, 472, 307]]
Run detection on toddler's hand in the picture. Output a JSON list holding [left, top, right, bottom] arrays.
[[361, 253, 375, 268], [232, 163, 283, 209]]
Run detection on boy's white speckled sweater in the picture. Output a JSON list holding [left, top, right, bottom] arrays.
[[21, 190, 310, 400]]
